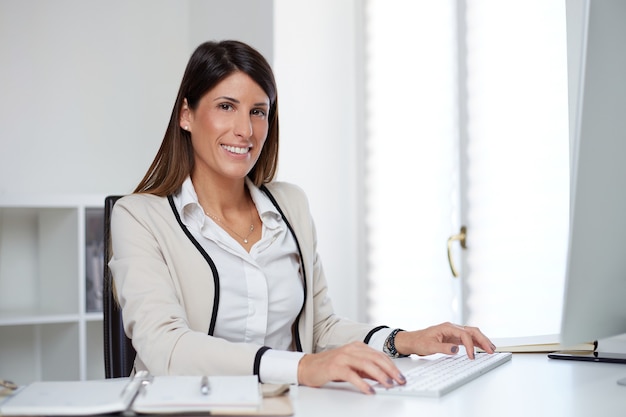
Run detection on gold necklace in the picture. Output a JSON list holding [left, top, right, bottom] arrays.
[[205, 200, 255, 244]]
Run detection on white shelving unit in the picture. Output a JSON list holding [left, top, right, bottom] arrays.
[[0, 194, 108, 384]]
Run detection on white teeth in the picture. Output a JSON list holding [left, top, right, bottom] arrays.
[[222, 144, 249, 154]]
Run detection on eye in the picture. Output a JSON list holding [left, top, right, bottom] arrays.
[[218, 103, 234, 111], [251, 108, 267, 119]]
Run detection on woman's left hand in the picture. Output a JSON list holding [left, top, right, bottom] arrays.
[[393, 322, 497, 359]]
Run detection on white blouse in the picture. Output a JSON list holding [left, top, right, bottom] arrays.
[[172, 177, 305, 383], [172, 177, 390, 384]]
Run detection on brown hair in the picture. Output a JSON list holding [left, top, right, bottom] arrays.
[[134, 40, 279, 196]]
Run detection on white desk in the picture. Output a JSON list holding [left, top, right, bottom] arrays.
[[287, 353, 626, 417]]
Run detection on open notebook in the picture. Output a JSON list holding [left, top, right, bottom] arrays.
[[0, 372, 276, 416]]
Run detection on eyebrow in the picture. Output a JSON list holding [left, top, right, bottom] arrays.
[[214, 96, 269, 107]]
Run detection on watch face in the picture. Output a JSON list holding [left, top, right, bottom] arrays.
[[383, 329, 402, 358], [383, 339, 392, 355]]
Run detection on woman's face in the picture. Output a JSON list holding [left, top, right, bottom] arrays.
[[181, 71, 270, 182]]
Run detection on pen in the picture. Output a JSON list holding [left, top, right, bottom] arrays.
[[201, 376, 210, 396]]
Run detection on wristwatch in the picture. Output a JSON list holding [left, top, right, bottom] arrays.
[[383, 328, 408, 358]]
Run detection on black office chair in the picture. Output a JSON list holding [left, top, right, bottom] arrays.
[[103, 195, 136, 378]]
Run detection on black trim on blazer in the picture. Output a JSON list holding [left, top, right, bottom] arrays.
[[169, 188, 384, 361], [167, 187, 308, 354], [364, 325, 389, 344], [260, 185, 307, 353], [254, 346, 272, 382], [167, 195, 221, 336]]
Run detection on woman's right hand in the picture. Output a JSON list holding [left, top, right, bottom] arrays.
[[297, 341, 406, 395]]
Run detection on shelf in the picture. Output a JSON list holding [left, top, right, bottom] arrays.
[[0, 207, 79, 316], [0, 194, 107, 208], [0, 194, 108, 383], [0, 322, 81, 384], [86, 320, 105, 380], [0, 312, 80, 326], [85, 312, 104, 322]]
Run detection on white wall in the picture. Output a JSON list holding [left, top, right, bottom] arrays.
[[0, 0, 364, 320], [188, 0, 273, 63], [0, 0, 273, 196], [273, 0, 365, 321]]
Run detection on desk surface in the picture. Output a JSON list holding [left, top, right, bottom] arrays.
[[288, 352, 626, 417]]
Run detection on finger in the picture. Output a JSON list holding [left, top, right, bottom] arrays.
[[410, 325, 461, 356], [443, 343, 460, 355], [342, 354, 399, 394], [459, 325, 497, 354], [455, 325, 491, 358], [446, 324, 474, 358], [344, 371, 377, 395], [362, 358, 405, 387], [320, 343, 406, 393], [340, 347, 401, 387]]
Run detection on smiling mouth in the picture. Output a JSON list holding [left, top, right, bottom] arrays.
[[221, 144, 250, 155]]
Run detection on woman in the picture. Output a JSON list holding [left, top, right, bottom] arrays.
[[109, 40, 496, 395]]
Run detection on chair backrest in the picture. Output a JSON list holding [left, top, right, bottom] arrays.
[[103, 195, 136, 378]]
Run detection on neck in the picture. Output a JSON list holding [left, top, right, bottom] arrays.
[[190, 173, 260, 248], [191, 173, 249, 213]]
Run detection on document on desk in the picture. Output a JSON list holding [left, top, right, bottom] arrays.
[[0, 374, 262, 416], [132, 375, 261, 414]]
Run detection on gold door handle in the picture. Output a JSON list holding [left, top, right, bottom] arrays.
[[447, 226, 467, 278]]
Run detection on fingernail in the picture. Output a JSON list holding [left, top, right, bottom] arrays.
[[399, 373, 406, 383], [491, 344, 497, 351], [386, 378, 393, 386], [451, 345, 459, 354], [368, 386, 376, 395]]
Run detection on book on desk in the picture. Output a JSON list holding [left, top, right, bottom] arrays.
[[487, 334, 596, 353], [0, 371, 293, 416]]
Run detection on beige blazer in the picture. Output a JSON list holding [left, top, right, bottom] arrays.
[[109, 181, 380, 377]]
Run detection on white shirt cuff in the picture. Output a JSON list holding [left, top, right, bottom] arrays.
[[259, 349, 306, 385], [260, 328, 392, 384], [368, 327, 394, 352]]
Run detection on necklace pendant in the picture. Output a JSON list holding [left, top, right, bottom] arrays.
[[243, 238, 248, 244]]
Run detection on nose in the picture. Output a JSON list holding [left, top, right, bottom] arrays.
[[234, 112, 253, 138]]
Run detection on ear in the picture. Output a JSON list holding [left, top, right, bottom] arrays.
[[179, 98, 192, 132]]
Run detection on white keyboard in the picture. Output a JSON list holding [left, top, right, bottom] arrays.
[[374, 352, 512, 397]]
